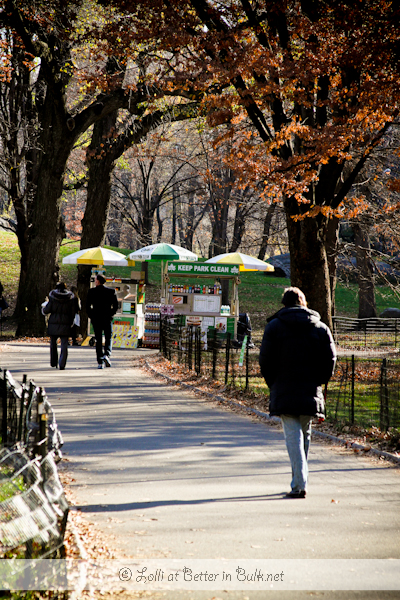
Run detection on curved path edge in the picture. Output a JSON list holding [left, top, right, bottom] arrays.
[[144, 360, 400, 466]]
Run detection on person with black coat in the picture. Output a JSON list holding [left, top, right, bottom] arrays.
[[86, 274, 118, 368], [259, 287, 336, 498], [43, 282, 75, 370]]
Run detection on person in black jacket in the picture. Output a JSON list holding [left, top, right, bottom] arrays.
[[86, 274, 118, 368], [43, 282, 75, 370], [259, 287, 336, 498]]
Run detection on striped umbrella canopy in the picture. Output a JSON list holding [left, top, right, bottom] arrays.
[[62, 246, 129, 266], [205, 252, 274, 272], [127, 243, 198, 263]]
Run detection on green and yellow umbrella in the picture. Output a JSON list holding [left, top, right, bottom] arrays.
[[127, 243, 198, 263], [205, 252, 274, 272], [62, 246, 129, 266]]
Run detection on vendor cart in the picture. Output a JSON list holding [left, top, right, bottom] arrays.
[[161, 261, 241, 342]]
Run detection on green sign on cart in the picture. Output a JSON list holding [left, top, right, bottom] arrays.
[[167, 262, 240, 276]]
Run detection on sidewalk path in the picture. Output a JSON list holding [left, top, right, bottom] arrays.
[[1, 342, 400, 599]]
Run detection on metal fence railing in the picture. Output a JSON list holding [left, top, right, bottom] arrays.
[[333, 317, 400, 350], [1, 369, 64, 460], [0, 367, 68, 568], [326, 356, 400, 430], [160, 318, 400, 432], [160, 317, 258, 388]]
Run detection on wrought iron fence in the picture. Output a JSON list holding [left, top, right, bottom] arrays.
[[326, 356, 400, 430], [332, 317, 400, 350], [1, 369, 64, 459], [160, 317, 257, 387], [0, 367, 69, 576], [160, 318, 400, 431], [0, 447, 69, 558]]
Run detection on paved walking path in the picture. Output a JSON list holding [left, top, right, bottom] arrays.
[[1, 341, 400, 599]]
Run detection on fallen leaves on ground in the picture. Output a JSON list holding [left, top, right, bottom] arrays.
[[140, 355, 400, 456]]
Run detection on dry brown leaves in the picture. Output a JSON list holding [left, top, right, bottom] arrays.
[[58, 465, 151, 600], [141, 355, 400, 458], [58, 464, 121, 562]]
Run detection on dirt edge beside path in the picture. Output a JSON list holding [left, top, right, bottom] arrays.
[[140, 355, 400, 466]]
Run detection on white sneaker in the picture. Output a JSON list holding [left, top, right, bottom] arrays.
[[103, 356, 111, 368]]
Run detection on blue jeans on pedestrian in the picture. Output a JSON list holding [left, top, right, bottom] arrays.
[[93, 320, 112, 364], [281, 414, 312, 492], [50, 336, 69, 369]]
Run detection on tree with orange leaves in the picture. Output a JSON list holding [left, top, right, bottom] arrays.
[[102, 0, 400, 327]]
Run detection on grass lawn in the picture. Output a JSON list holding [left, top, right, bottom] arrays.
[[1, 231, 400, 333]]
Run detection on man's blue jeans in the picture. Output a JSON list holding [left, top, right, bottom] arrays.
[[281, 414, 312, 492]]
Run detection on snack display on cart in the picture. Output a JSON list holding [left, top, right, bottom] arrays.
[[161, 261, 241, 341], [143, 303, 162, 348]]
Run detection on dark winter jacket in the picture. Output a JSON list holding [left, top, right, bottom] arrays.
[[43, 289, 75, 337], [86, 285, 118, 324], [259, 306, 336, 418]]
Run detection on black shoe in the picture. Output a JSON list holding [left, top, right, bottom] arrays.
[[103, 356, 111, 368], [285, 490, 306, 498]]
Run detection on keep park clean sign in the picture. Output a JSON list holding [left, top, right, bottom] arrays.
[[167, 262, 240, 276]]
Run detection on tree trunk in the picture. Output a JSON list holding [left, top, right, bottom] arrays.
[[13, 227, 29, 320], [325, 216, 340, 318], [353, 223, 376, 319], [258, 204, 276, 260], [185, 188, 196, 251], [156, 202, 163, 242], [177, 192, 187, 248], [16, 127, 68, 336], [171, 181, 178, 245], [229, 203, 246, 252], [11, 176, 31, 319], [78, 112, 118, 338], [285, 200, 333, 329], [210, 199, 229, 255]]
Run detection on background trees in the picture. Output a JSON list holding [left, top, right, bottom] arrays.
[[102, 118, 284, 260], [1, 1, 132, 334], [1, 0, 399, 333], [108, 0, 400, 327], [339, 125, 400, 317], [0, 0, 201, 334]]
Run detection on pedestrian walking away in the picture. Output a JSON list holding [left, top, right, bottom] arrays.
[[70, 285, 81, 346], [86, 274, 118, 369], [259, 286, 336, 498], [42, 282, 75, 370]]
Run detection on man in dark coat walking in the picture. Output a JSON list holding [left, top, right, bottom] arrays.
[[259, 287, 336, 498], [43, 282, 75, 370], [86, 274, 118, 368]]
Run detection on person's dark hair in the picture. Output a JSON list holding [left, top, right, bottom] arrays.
[[55, 282, 67, 292], [281, 286, 307, 308], [96, 274, 106, 285]]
